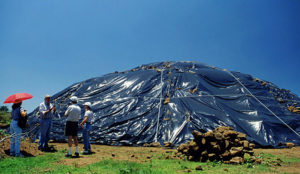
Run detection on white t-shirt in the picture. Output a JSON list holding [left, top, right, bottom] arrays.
[[65, 104, 81, 122], [39, 102, 54, 119], [84, 110, 94, 123]]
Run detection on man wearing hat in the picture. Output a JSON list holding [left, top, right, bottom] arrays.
[[64, 96, 81, 158], [80, 102, 94, 154], [38, 94, 56, 151]]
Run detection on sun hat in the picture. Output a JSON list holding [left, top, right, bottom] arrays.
[[83, 102, 92, 108], [70, 96, 78, 103]]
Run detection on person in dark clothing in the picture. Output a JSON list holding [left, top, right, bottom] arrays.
[[10, 101, 27, 157]]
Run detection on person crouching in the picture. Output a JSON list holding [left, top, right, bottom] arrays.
[[80, 102, 94, 154], [64, 96, 81, 158]]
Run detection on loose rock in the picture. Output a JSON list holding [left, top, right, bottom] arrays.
[[150, 142, 161, 147], [164, 142, 172, 148], [285, 142, 295, 148], [195, 165, 203, 170]]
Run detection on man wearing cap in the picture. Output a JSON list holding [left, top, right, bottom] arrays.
[[64, 96, 81, 158], [80, 102, 94, 154], [38, 95, 56, 151]]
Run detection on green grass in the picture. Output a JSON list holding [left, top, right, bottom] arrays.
[[0, 111, 11, 124], [1, 150, 295, 174]]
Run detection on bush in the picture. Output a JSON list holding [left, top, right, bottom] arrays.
[[0, 106, 9, 112], [0, 111, 11, 124]]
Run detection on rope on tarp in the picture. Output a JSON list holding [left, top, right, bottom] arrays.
[[0, 124, 40, 143], [226, 70, 300, 138], [154, 69, 164, 142], [75, 94, 300, 102], [169, 112, 191, 144]]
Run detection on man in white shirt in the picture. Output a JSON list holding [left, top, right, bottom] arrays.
[[38, 94, 56, 151], [80, 102, 94, 154], [64, 96, 81, 158]]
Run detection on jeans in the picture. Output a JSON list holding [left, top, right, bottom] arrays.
[[39, 118, 51, 149], [82, 123, 91, 151], [10, 120, 22, 156]]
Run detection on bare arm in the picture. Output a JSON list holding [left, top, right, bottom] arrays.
[[64, 107, 70, 117], [81, 116, 88, 125], [80, 116, 88, 128], [44, 108, 52, 115]]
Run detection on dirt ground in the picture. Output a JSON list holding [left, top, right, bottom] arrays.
[[255, 147, 300, 174], [52, 142, 174, 167], [53, 143, 300, 173], [0, 135, 42, 158]]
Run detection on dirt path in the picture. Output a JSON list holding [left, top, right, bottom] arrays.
[[52, 142, 175, 167]]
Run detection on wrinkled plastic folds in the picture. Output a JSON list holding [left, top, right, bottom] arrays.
[[27, 61, 300, 147]]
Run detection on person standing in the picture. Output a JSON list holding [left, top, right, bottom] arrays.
[[38, 95, 56, 151], [64, 96, 81, 158], [10, 101, 27, 157], [80, 102, 94, 154]]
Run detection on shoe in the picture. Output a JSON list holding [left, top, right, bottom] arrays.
[[74, 152, 80, 158], [15, 154, 24, 158], [65, 153, 72, 158], [82, 150, 89, 155]]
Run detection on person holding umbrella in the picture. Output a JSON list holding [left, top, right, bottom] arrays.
[[64, 96, 81, 158], [3, 93, 33, 157], [38, 94, 56, 151], [9, 101, 27, 157]]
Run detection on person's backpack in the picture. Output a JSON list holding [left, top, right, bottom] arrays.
[[17, 108, 28, 129]]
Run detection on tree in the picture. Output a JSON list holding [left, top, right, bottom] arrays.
[[0, 106, 9, 112]]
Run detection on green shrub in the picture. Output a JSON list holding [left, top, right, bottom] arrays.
[[0, 106, 9, 112], [0, 111, 11, 124]]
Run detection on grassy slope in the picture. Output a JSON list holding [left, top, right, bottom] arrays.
[[1, 149, 299, 174]]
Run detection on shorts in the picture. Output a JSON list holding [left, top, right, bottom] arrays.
[[65, 121, 78, 136]]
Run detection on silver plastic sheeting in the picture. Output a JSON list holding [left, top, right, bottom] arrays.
[[27, 61, 300, 147]]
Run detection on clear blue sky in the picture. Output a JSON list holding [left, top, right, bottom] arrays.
[[0, 0, 299, 112]]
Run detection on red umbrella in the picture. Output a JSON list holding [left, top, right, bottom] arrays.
[[3, 93, 33, 104]]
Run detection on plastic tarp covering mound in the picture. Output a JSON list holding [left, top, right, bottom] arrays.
[[27, 61, 300, 147]]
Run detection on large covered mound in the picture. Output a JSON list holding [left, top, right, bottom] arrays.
[[27, 61, 300, 147]]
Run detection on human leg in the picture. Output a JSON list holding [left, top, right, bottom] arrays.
[[14, 122, 22, 157], [82, 125, 88, 150], [9, 121, 16, 156], [44, 119, 51, 148], [86, 124, 91, 151], [39, 119, 48, 149], [73, 136, 79, 157]]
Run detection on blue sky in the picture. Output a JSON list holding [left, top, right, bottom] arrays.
[[0, 0, 299, 112]]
